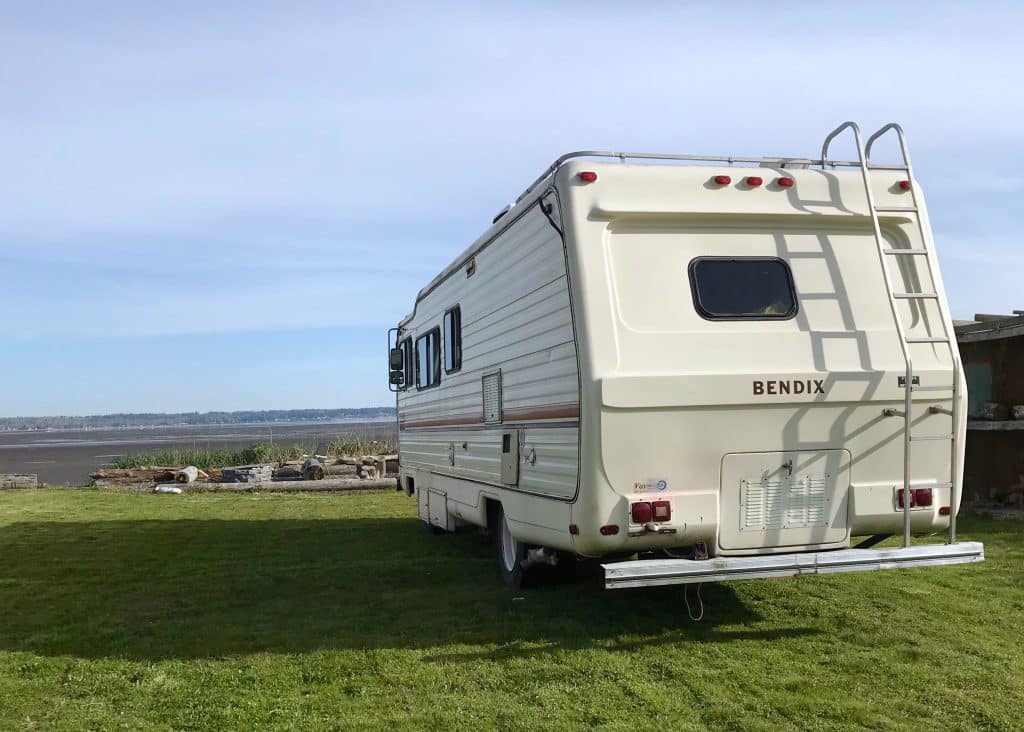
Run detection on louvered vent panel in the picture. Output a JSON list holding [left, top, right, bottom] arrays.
[[742, 475, 829, 531], [482, 372, 502, 424]]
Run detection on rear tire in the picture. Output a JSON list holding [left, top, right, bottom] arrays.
[[496, 507, 529, 589]]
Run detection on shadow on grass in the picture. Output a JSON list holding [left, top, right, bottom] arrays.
[[0, 516, 827, 661]]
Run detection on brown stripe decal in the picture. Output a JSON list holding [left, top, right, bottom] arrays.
[[502, 403, 580, 422], [399, 414, 483, 429], [400, 403, 579, 430]]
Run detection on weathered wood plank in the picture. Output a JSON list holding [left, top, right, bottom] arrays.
[[188, 477, 397, 492], [0, 474, 39, 489]]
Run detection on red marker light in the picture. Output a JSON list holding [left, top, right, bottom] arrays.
[[569, 524, 579, 535], [898, 180, 912, 191], [631, 502, 653, 524], [578, 171, 598, 183], [713, 175, 732, 185], [939, 506, 951, 516], [600, 524, 619, 535], [745, 176, 763, 187], [777, 176, 795, 188]]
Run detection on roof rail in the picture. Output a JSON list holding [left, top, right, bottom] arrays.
[[513, 149, 866, 205]]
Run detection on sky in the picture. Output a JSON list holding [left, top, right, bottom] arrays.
[[1, 1, 1022, 416]]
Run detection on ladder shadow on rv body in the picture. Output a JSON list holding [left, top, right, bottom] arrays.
[[773, 226, 879, 553], [769, 224, 932, 549], [0, 516, 815, 662]]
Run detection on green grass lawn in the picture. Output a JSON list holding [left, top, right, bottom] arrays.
[[0, 491, 1021, 731]]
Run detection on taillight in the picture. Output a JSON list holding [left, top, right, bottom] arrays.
[[631, 502, 652, 523], [896, 487, 934, 508], [600, 524, 619, 535], [651, 500, 671, 521]]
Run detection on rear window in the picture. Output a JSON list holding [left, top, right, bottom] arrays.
[[689, 257, 797, 320]]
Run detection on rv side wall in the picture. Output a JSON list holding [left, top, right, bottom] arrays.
[[397, 194, 582, 549]]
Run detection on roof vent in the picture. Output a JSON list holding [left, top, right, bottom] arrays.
[[492, 205, 511, 224]]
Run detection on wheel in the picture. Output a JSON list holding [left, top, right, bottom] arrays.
[[497, 507, 529, 589]]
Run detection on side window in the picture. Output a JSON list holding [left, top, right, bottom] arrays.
[[415, 328, 441, 390], [443, 306, 462, 374], [400, 337, 413, 390], [689, 257, 797, 320]]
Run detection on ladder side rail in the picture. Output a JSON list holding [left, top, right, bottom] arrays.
[[869, 122, 961, 544], [825, 122, 915, 547]]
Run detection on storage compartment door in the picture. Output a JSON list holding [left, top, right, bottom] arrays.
[[719, 450, 850, 551], [500, 430, 520, 485], [427, 489, 451, 531]]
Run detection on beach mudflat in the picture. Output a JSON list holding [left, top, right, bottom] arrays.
[[0, 421, 395, 485]]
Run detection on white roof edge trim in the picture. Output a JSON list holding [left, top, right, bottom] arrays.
[[396, 146, 876, 330], [397, 183, 557, 330]]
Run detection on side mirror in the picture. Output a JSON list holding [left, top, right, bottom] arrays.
[[389, 347, 404, 372], [389, 371, 404, 386]]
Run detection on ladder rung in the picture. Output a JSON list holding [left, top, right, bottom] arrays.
[[910, 433, 954, 442], [893, 292, 938, 299], [883, 248, 928, 255], [905, 336, 950, 343], [865, 164, 910, 171], [875, 206, 918, 213], [911, 384, 956, 392]]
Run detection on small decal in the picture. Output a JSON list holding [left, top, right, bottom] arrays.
[[648, 478, 668, 492], [633, 481, 647, 493]]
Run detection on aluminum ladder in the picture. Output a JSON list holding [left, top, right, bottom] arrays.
[[821, 121, 961, 548]]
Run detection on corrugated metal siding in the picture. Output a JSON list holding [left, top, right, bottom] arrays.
[[397, 203, 579, 498]]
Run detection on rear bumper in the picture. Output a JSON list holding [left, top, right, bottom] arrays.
[[602, 541, 984, 589]]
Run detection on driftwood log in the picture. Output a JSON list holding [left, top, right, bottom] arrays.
[[191, 476, 397, 492], [175, 466, 205, 484], [0, 474, 38, 489], [90, 466, 223, 486]]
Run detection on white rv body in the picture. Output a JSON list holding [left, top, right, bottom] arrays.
[[392, 123, 983, 587]]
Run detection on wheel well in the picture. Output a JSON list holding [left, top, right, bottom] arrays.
[[484, 497, 501, 534]]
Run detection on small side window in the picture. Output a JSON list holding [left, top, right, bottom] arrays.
[[444, 306, 462, 374], [689, 257, 797, 320], [415, 328, 441, 390], [400, 337, 413, 390]]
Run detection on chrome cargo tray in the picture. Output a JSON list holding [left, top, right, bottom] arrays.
[[603, 541, 985, 589]]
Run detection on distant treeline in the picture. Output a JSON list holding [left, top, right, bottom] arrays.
[[0, 408, 396, 431]]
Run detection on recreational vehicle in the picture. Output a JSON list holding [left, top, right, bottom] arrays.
[[388, 122, 984, 589]]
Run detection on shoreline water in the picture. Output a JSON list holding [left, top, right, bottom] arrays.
[[0, 420, 397, 485]]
